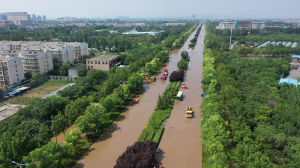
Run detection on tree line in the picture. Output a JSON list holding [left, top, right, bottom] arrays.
[[201, 21, 300, 167]]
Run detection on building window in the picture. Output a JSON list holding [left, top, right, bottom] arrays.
[[17, 78, 19, 81], [91, 66, 93, 69], [46, 57, 48, 59], [88, 61, 90, 64], [16, 70, 17, 72], [15, 65, 17, 68], [95, 61, 97, 64], [47, 61, 48, 63], [91, 61, 93, 64], [17, 74, 18, 77], [102, 62, 104, 64], [6, 77, 9, 80], [88, 66, 90, 69], [15, 60, 16, 63], [98, 61, 100, 64], [106, 62, 108, 65], [47, 65, 49, 67]]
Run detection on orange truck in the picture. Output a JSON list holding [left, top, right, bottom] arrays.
[[150, 76, 156, 82]]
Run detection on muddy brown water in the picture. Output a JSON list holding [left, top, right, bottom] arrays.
[[156, 25, 205, 167], [285, 68, 300, 79], [73, 24, 203, 168]]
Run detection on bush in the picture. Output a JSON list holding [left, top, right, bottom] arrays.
[[169, 70, 184, 82], [145, 129, 155, 141], [115, 141, 158, 168], [152, 127, 165, 144], [138, 130, 149, 142], [177, 59, 188, 70], [176, 81, 181, 89]]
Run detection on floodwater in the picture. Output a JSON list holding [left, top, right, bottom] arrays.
[[285, 66, 300, 79], [156, 25, 204, 167], [73, 24, 203, 168]]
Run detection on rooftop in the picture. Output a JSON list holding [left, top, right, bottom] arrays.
[[279, 78, 298, 87], [88, 55, 119, 61], [69, 64, 85, 70], [0, 56, 19, 62]]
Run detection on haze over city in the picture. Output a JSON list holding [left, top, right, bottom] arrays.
[[1, 0, 300, 19]]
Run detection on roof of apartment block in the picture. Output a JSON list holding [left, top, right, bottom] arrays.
[[88, 55, 119, 61], [0, 56, 20, 62], [0, 50, 22, 55]]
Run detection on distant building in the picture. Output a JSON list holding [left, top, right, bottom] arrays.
[[218, 22, 236, 29], [86, 55, 120, 71], [6, 12, 33, 25], [239, 19, 252, 29], [251, 22, 265, 30], [0, 20, 14, 27], [42, 15, 46, 21], [166, 23, 186, 26], [106, 19, 113, 22], [0, 57, 25, 86], [114, 19, 119, 22], [217, 19, 265, 30]]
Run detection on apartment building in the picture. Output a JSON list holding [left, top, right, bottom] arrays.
[[86, 55, 120, 71], [0, 41, 87, 62], [0, 57, 25, 87], [20, 51, 53, 74], [43, 46, 73, 64]]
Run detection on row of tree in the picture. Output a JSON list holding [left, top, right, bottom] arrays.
[[202, 21, 300, 167]]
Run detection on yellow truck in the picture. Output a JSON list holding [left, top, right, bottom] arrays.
[[150, 76, 156, 82], [185, 106, 193, 118]]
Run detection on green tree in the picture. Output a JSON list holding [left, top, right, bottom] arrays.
[[77, 68, 87, 77], [23, 141, 71, 168], [50, 112, 67, 142], [64, 96, 90, 125], [181, 50, 189, 60], [38, 124, 50, 147], [59, 62, 71, 76], [177, 59, 188, 70], [25, 71, 32, 79], [32, 74, 39, 80]]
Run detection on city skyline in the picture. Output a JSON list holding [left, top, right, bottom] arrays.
[[1, 0, 300, 19]]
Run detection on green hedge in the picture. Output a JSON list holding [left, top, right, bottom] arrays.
[[176, 81, 181, 89], [138, 130, 149, 142], [145, 129, 155, 141], [166, 83, 172, 91], [152, 127, 165, 144]]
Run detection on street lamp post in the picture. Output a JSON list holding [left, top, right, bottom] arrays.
[[12, 161, 29, 168]]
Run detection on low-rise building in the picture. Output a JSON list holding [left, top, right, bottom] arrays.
[[20, 51, 53, 74], [0, 57, 25, 87], [86, 55, 120, 71], [68, 64, 85, 77]]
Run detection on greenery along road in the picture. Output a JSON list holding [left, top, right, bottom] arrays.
[[201, 21, 299, 168], [0, 23, 196, 168]]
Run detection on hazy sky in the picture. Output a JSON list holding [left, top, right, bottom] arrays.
[[1, 0, 299, 19]]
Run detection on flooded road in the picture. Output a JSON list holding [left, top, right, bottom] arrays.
[[74, 24, 201, 168], [156, 25, 205, 167]]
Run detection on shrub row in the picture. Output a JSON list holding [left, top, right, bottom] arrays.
[[200, 28, 230, 167], [152, 127, 165, 144]]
